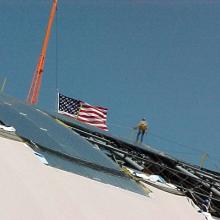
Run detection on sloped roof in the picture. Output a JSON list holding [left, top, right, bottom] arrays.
[[0, 93, 217, 219]]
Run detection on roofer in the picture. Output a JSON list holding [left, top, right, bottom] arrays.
[[201, 191, 213, 213], [134, 118, 148, 143]]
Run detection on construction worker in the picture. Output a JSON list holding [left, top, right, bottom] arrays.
[[134, 118, 148, 143], [201, 191, 213, 212]]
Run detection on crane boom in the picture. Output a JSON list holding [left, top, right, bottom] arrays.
[[27, 0, 57, 105]]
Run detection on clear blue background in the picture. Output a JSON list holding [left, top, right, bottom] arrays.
[[1, 0, 220, 171]]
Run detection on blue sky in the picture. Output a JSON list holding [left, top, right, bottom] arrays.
[[0, 0, 220, 171]]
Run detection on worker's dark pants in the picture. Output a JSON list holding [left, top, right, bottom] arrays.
[[136, 129, 145, 143]]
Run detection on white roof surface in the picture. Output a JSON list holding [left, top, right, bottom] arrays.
[[0, 136, 206, 220]]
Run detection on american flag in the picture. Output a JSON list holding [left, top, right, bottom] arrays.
[[58, 93, 108, 131]]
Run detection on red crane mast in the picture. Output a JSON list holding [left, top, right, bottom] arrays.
[[27, 0, 57, 105]]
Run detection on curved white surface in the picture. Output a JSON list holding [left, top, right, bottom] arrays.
[[0, 136, 206, 220]]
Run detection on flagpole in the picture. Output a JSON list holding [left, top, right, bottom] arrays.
[[55, 4, 59, 114], [56, 89, 60, 113]]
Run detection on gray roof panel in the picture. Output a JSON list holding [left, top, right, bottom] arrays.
[[0, 94, 118, 170]]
